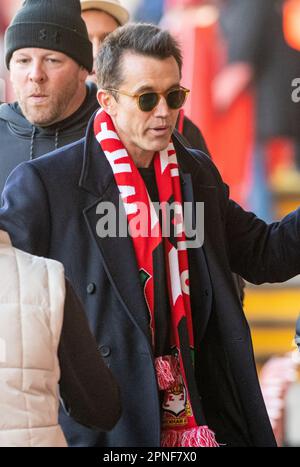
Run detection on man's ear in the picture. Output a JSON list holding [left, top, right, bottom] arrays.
[[79, 66, 89, 83], [97, 89, 117, 116]]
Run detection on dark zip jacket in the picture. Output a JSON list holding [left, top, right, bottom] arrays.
[[0, 81, 98, 192]]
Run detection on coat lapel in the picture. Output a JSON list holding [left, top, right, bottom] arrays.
[[175, 136, 247, 341], [179, 171, 214, 343], [174, 136, 217, 341]]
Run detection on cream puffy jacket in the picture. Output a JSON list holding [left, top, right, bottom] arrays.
[[0, 230, 67, 447]]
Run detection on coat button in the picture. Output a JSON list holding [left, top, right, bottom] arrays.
[[87, 283, 96, 294], [99, 345, 111, 357], [204, 289, 209, 297]]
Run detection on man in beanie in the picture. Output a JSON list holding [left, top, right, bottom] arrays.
[[0, 0, 98, 192], [3, 22, 300, 447]]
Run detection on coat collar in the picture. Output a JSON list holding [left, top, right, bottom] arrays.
[[79, 116, 206, 198], [79, 111, 114, 197]]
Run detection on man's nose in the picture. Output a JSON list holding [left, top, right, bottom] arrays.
[[153, 95, 170, 117], [28, 61, 46, 83]]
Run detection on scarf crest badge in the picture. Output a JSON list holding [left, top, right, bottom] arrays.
[[94, 108, 219, 447]]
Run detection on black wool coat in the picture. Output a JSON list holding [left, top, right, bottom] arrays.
[[2, 116, 300, 446]]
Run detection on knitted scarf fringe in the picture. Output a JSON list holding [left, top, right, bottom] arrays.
[[161, 426, 219, 448]]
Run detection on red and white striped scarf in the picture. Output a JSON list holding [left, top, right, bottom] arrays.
[[94, 108, 218, 447]]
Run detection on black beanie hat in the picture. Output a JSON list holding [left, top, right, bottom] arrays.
[[5, 0, 93, 72]]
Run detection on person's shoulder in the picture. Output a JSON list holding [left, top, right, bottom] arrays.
[[31, 137, 85, 170], [182, 116, 211, 155], [187, 147, 211, 163], [189, 148, 224, 185], [6, 137, 86, 190], [185, 147, 211, 170], [13, 242, 65, 273], [175, 133, 223, 186]]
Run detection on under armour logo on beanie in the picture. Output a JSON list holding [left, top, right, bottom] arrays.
[[4, 0, 93, 72], [38, 29, 61, 44]]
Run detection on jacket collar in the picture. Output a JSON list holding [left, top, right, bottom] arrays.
[[79, 117, 204, 198], [79, 111, 115, 197]]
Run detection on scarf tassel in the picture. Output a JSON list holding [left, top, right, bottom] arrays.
[[155, 355, 181, 390], [161, 427, 219, 448]]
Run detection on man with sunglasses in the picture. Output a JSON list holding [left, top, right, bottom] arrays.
[[80, 0, 209, 153], [2, 22, 300, 448]]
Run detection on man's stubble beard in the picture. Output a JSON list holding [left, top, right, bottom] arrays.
[[16, 79, 79, 127]]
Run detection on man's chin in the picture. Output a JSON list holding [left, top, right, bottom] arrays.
[[149, 136, 173, 153], [19, 102, 54, 126], [153, 141, 172, 153], [24, 112, 57, 127]]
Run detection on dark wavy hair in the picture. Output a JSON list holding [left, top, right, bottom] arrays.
[[96, 22, 183, 90]]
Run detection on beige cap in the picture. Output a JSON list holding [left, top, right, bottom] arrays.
[[80, 0, 129, 25]]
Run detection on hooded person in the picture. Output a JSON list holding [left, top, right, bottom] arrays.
[[0, 0, 98, 193]]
